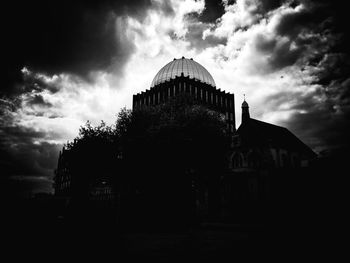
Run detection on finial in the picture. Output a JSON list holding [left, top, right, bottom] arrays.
[[243, 94, 246, 101]]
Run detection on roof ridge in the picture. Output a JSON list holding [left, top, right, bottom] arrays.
[[238, 118, 316, 157], [249, 118, 287, 130]]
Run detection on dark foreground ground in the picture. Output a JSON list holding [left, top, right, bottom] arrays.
[[3, 204, 342, 262], [2, 168, 346, 262]]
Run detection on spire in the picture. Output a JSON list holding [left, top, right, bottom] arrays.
[[242, 95, 250, 123]]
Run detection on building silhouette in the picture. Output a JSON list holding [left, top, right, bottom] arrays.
[[133, 57, 236, 134], [223, 99, 317, 221], [54, 56, 316, 225], [233, 99, 316, 171]]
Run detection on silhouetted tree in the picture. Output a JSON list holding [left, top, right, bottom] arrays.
[[64, 120, 118, 214], [116, 95, 230, 226], [63, 95, 230, 227]]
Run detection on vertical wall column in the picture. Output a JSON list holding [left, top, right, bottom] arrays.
[[132, 79, 236, 134]]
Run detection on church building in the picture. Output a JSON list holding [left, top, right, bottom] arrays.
[[222, 99, 317, 220], [232, 99, 316, 171]]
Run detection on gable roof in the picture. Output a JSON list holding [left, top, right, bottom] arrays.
[[237, 118, 316, 158]]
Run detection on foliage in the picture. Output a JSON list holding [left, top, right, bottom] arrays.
[[65, 120, 116, 150], [114, 95, 230, 195], [62, 94, 230, 213]]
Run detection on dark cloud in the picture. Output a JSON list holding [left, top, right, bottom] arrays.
[[200, 0, 225, 23], [3, 70, 62, 97], [195, 0, 283, 25], [185, 22, 227, 50], [0, 125, 64, 149], [48, 113, 64, 119], [28, 95, 52, 107], [262, 73, 350, 152], [251, 0, 349, 77], [285, 105, 350, 153], [0, 124, 63, 194], [2, 0, 174, 97], [254, 34, 277, 53], [0, 175, 53, 198], [255, 0, 350, 150], [314, 53, 350, 87], [152, 0, 174, 16], [294, 1, 350, 151], [269, 41, 305, 70], [0, 102, 67, 182], [274, 2, 326, 38], [189, 0, 225, 23], [253, 34, 306, 74], [258, 0, 285, 12], [274, 0, 350, 61]]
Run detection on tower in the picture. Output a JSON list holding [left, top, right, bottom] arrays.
[[133, 57, 236, 133], [241, 97, 250, 124]]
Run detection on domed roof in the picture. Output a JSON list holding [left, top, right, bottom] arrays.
[[150, 57, 216, 88]]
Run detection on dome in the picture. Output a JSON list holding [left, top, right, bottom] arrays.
[[150, 57, 216, 88]]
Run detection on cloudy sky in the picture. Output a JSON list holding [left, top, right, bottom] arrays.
[[1, 0, 349, 195]]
